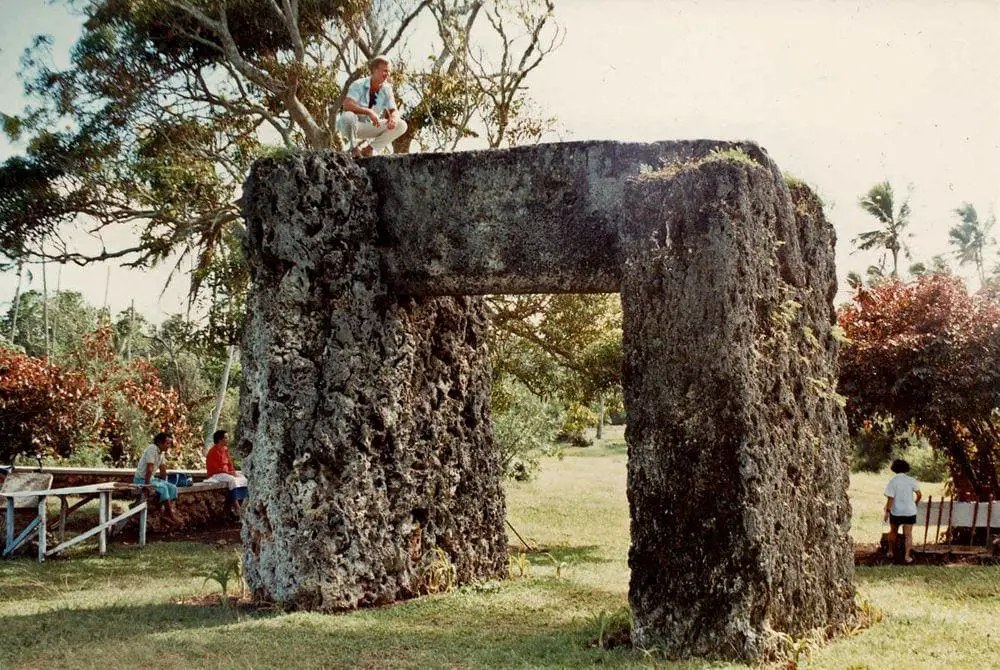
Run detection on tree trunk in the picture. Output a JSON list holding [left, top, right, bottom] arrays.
[[392, 121, 418, 155], [41, 248, 49, 358], [9, 258, 24, 341], [205, 344, 237, 453], [596, 393, 605, 440], [934, 420, 980, 499]]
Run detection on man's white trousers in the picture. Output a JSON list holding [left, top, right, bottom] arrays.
[[338, 112, 409, 152]]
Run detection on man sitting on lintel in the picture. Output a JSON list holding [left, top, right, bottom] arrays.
[[337, 55, 408, 158]]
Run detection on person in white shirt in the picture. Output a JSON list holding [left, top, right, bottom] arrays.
[[884, 458, 922, 563], [133, 432, 180, 521], [337, 55, 408, 157]]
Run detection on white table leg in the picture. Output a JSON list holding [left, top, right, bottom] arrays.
[[98, 491, 107, 555], [5, 497, 13, 555], [37, 496, 47, 563]]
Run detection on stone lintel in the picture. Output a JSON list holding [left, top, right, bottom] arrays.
[[363, 140, 769, 296]]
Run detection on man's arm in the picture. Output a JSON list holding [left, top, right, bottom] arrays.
[[158, 459, 168, 480], [914, 488, 922, 504], [144, 463, 155, 485], [385, 85, 400, 129], [343, 97, 380, 124], [883, 495, 894, 521]]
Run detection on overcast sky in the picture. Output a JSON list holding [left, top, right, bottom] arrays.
[[1, 0, 998, 322]]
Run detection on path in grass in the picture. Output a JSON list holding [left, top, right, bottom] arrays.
[[1, 427, 996, 669]]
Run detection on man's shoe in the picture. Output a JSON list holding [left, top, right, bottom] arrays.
[[350, 141, 371, 158]]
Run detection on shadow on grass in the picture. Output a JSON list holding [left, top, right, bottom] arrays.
[[524, 544, 608, 566], [565, 441, 628, 459], [0, 581, 690, 670], [0, 542, 233, 604], [0, 600, 270, 665]]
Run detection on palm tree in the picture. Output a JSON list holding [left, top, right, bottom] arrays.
[[853, 181, 911, 277], [948, 203, 995, 287]]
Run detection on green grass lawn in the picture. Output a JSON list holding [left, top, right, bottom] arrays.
[[1, 426, 997, 669]]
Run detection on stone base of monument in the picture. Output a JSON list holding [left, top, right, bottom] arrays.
[[239, 154, 507, 611], [622, 156, 854, 660]]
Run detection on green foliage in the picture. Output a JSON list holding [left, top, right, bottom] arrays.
[[850, 423, 897, 473], [492, 379, 561, 481], [2, 290, 100, 359], [582, 606, 632, 650], [416, 547, 457, 595], [488, 293, 622, 456], [557, 402, 596, 447], [853, 181, 911, 277], [705, 145, 757, 167], [196, 552, 245, 606], [900, 443, 949, 483], [507, 552, 532, 579], [775, 630, 821, 668], [948, 202, 996, 286]]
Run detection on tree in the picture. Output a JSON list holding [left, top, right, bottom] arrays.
[[1, 0, 560, 276], [488, 293, 621, 440], [1, 290, 100, 359], [853, 181, 911, 277], [838, 275, 1000, 499], [948, 202, 995, 287]]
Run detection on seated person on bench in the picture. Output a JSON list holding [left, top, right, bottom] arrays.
[[205, 430, 248, 516], [134, 432, 180, 521]]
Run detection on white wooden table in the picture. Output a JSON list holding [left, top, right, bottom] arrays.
[[2, 483, 147, 562]]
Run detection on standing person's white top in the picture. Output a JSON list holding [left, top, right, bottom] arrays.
[[135, 444, 164, 481], [884, 473, 919, 516]]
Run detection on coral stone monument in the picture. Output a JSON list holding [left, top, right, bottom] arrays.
[[238, 140, 854, 661]]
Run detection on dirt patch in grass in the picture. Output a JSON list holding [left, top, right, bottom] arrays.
[[854, 541, 998, 567]]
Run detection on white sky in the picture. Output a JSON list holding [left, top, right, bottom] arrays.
[[1, 0, 999, 322]]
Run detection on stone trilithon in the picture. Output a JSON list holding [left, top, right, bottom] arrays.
[[238, 140, 854, 662]]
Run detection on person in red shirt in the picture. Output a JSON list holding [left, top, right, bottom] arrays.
[[205, 430, 247, 517]]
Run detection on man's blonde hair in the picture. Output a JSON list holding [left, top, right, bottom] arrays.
[[370, 55, 392, 71]]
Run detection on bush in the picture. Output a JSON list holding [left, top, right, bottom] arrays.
[[556, 402, 596, 447], [0, 327, 198, 466], [850, 426, 896, 473], [901, 444, 949, 483], [492, 380, 561, 481]]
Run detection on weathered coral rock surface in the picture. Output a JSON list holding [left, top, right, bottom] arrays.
[[621, 155, 854, 660], [239, 153, 505, 610], [239, 141, 854, 662]]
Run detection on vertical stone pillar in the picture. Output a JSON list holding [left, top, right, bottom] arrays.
[[238, 152, 506, 610], [621, 156, 854, 661]]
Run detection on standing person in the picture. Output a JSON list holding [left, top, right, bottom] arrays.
[[337, 55, 408, 157], [884, 458, 922, 563], [134, 432, 180, 521], [205, 430, 248, 517]]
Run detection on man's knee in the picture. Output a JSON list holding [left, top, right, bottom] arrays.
[[386, 118, 408, 142], [339, 112, 359, 131]]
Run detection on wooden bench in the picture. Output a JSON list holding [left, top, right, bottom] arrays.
[[915, 497, 998, 554]]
